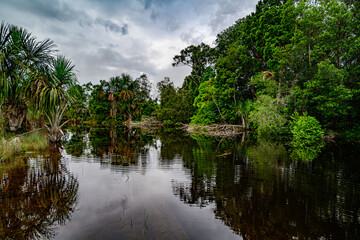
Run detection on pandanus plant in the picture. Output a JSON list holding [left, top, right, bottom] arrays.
[[32, 56, 78, 143], [0, 22, 55, 131]]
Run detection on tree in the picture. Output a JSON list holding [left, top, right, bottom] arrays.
[[32, 56, 78, 143], [156, 77, 194, 124], [293, 60, 353, 128], [0, 22, 55, 131], [173, 43, 216, 94]]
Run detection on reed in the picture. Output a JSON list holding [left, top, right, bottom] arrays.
[[0, 132, 49, 161], [21, 132, 49, 151], [0, 137, 22, 161]]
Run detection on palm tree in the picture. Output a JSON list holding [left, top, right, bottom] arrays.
[[0, 22, 55, 131], [32, 56, 78, 143]]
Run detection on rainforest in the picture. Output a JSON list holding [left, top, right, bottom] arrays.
[[1, 0, 360, 239]]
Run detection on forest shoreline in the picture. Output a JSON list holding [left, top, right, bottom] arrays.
[[127, 117, 246, 137]]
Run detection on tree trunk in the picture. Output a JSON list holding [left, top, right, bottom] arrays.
[[241, 116, 246, 129], [38, 115, 45, 128], [48, 128, 64, 143], [7, 106, 27, 132]]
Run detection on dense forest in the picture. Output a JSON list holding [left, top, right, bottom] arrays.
[[1, 0, 360, 144]]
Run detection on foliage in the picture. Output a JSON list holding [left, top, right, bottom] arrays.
[[191, 79, 220, 125], [289, 113, 325, 161], [344, 126, 360, 142], [249, 95, 288, 137], [0, 22, 55, 132], [292, 60, 353, 128], [156, 77, 194, 125], [21, 132, 49, 151], [0, 132, 49, 161], [87, 73, 154, 126], [290, 113, 324, 148]]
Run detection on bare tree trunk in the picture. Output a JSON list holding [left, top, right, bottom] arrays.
[[241, 116, 246, 129]]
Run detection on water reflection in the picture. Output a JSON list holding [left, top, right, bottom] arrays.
[[168, 135, 360, 239], [3, 128, 359, 239], [86, 127, 154, 166], [0, 148, 79, 239]]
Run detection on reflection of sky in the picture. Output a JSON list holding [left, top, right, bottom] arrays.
[[56, 145, 240, 239], [0, 0, 257, 87]]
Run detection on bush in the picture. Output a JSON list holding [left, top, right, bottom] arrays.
[[249, 95, 288, 138], [290, 113, 324, 148]]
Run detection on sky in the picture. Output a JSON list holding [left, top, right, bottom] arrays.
[[0, 0, 257, 87]]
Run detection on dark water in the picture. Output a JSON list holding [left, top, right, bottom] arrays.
[[1, 128, 360, 239]]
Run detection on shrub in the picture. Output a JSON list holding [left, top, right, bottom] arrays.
[[249, 95, 287, 138], [290, 113, 324, 148]]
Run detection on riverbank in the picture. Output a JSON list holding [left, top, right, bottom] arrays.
[[0, 132, 49, 162], [127, 117, 246, 137], [182, 124, 246, 137]]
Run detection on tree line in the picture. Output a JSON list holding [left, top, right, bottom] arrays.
[[2, 0, 360, 142], [157, 0, 360, 140]]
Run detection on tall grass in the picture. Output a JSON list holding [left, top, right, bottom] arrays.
[[0, 137, 22, 161], [21, 132, 49, 151], [0, 132, 49, 161]]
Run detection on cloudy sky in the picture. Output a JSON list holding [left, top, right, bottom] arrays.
[[0, 0, 257, 87]]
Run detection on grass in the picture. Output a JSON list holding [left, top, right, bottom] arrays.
[[0, 132, 49, 161], [21, 132, 49, 151], [0, 137, 22, 161]]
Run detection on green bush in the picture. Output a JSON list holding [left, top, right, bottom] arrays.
[[290, 113, 324, 148], [249, 95, 288, 138]]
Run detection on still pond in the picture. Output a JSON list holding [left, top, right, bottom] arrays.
[[1, 128, 359, 239]]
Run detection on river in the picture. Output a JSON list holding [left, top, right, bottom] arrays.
[[1, 127, 359, 239]]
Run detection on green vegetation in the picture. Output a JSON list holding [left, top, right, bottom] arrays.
[[0, 132, 49, 161], [290, 113, 325, 161], [290, 113, 324, 148], [0, 138, 22, 161], [0, 22, 78, 144], [21, 132, 49, 152], [2, 0, 360, 163], [151, 0, 360, 141]]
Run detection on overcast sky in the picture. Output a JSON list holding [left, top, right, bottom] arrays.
[[0, 0, 257, 87]]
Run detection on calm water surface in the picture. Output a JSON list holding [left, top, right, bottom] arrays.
[[1, 128, 360, 239]]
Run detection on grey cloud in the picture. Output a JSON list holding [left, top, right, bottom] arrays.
[[208, 0, 257, 33], [6, 0, 130, 34], [145, 0, 152, 9], [0, 0, 258, 87], [181, 30, 205, 45], [95, 18, 129, 35], [8, 0, 92, 25], [165, 14, 180, 32], [78, 46, 157, 83], [150, 10, 160, 21]]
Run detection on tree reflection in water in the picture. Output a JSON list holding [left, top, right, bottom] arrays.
[[0, 145, 79, 240], [169, 135, 360, 239], [85, 127, 154, 167]]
